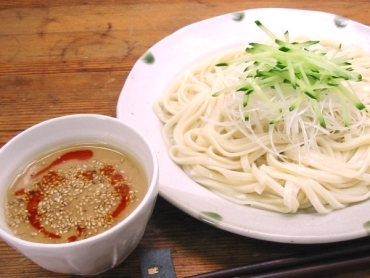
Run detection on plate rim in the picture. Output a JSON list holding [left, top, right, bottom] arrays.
[[117, 7, 370, 244]]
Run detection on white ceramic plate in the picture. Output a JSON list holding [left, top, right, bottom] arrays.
[[117, 8, 370, 244]]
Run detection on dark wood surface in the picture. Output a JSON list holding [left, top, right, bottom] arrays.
[[1, 1, 370, 277]]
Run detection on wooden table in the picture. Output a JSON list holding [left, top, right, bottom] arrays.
[[1, 1, 370, 277]]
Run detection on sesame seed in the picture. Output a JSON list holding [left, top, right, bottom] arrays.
[[5, 157, 140, 244]]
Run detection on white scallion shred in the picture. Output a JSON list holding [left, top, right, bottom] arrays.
[[213, 21, 367, 156]]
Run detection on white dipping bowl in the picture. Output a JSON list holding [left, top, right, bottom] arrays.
[[0, 114, 159, 275]]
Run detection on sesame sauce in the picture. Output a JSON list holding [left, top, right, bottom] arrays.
[[5, 144, 147, 244]]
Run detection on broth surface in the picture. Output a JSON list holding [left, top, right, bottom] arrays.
[[5, 144, 147, 244]]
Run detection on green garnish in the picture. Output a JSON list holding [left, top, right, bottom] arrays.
[[213, 21, 365, 129]]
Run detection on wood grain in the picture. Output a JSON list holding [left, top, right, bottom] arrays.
[[1, 1, 370, 277]]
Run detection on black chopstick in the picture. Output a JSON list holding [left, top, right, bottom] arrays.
[[241, 254, 370, 278], [185, 239, 370, 278]]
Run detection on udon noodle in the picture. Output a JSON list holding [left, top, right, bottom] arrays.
[[154, 37, 370, 214]]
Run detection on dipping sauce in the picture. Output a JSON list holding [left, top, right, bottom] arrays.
[[4, 144, 147, 244]]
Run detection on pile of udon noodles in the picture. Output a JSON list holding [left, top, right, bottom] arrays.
[[154, 37, 370, 214]]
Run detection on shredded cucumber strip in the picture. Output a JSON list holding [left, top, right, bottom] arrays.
[[213, 21, 365, 130]]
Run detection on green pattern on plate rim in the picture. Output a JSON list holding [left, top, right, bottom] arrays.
[[363, 221, 370, 234], [232, 12, 245, 21], [141, 52, 155, 64], [198, 211, 223, 226], [334, 15, 348, 28]]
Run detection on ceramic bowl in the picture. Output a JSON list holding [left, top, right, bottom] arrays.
[[0, 114, 159, 275]]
